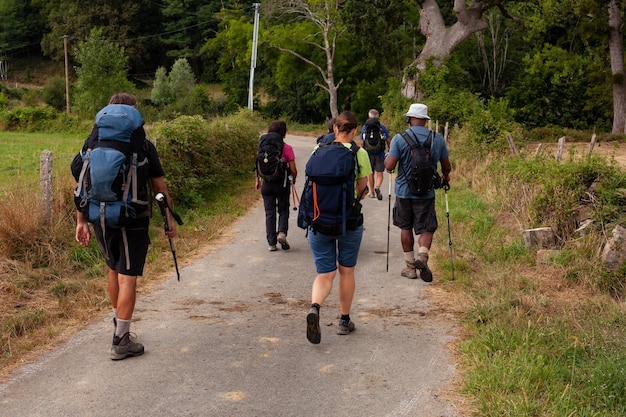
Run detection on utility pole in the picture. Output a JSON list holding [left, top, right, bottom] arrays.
[[62, 35, 70, 114], [248, 3, 261, 111]]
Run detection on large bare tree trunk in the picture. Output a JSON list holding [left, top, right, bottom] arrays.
[[608, 0, 626, 134], [402, 0, 488, 99]]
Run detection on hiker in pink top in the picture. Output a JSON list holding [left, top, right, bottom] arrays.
[[255, 120, 297, 251]]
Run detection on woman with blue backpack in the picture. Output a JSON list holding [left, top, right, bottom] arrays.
[[303, 111, 372, 344]]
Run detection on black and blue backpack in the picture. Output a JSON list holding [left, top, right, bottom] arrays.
[[73, 104, 150, 229], [297, 140, 364, 236]]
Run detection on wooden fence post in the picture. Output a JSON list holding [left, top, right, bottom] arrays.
[[588, 133, 597, 158], [556, 136, 566, 162], [40, 150, 53, 224], [506, 134, 518, 155]]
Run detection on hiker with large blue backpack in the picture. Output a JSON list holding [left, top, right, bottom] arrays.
[[298, 111, 372, 344], [384, 103, 451, 283], [72, 93, 179, 361], [254, 120, 298, 251]]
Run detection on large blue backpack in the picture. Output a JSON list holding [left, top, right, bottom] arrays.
[[73, 104, 149, 229], [297, 140, 363, 236]]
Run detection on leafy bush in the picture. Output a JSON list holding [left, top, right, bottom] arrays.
[[0, 107, 59, 131], [488, 154, 626, 243], [150, 66, 170, 106], [21, 89, 41, 107], [151, 110, 259, 207], [380, 77, 412, 135], [42, 76, 68, 111]]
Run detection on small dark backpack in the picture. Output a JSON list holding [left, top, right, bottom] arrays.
[[256, 132, 287, 182], [400, 130, 440, 196], [362, 119, 384, 154], [297, 141, 364, 236]]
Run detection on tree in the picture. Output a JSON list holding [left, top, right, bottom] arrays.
[[504, 0, 616, 130], [40, 0, 164, 74], [169, 58, 196, 98], [201, 12, 254, 111], [151, 66, 171, 106], [402, 0, 524, 99], [264, 0, 347, 118], [0, 0, 44, 54], [73, 28, 133, 116], [150, 58, 196, 108], [608, 0, 625, 133], [159, 0, 232, 78]]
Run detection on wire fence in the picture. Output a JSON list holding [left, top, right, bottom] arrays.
[[0, 150, 77, 223]]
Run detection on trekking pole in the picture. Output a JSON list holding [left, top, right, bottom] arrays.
[[443, 181, 455, 280], [290, 175, 300, 210], [155, 192, 184, 281], [386, 171, 392, 272]]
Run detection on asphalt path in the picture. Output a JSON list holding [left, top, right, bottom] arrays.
[[0, 134, 460, 417]]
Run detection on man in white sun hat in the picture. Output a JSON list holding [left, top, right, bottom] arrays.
[[384, 103, 451, 282]]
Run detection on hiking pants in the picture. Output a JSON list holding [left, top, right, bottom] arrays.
[[261, 181, 290, 246]]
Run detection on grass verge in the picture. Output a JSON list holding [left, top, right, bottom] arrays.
[[0, 173, 259, 381], [432, 148, 626, 416]]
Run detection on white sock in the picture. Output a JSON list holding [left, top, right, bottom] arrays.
[[115, 319, 130, 338], [418, 247, 429, 257], [403, 251, 415, 262]]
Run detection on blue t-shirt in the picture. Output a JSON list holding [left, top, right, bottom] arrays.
[[360, 123, 389, 156], [388, 126, 449, 199]]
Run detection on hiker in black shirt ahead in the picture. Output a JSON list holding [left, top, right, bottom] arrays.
[[73, 92, 176, 360]]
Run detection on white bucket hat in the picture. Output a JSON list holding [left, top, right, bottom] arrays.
[[404, 103, 430, 120]]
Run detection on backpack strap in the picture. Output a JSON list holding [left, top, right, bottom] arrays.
[[348, 140, 360, 176], [344, 141, 361, 235], [401, 130, 433, 148], [400, 131, 416, 149], [424, 130, 433, 149], [74, 148, 91, 206]]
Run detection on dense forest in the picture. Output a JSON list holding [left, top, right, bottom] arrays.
[[0, 0, 624, 132]]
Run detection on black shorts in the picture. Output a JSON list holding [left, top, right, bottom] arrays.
[[392, 197, 438, 235], [368, 154, 385, 173], [93, 217, 151, 276]]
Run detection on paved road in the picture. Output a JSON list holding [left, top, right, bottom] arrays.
[[0, 134, 460, 417]]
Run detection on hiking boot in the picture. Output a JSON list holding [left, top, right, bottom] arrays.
[[337, 319, 355, 335], [111, 332, 144, 360], [401, 260, 418, 279], [268, 245, 278, 251], [375, 187, 382, 200], [277, 232, 290, 250], [415, 253, 433, 283], [306, 306, 321, 344]]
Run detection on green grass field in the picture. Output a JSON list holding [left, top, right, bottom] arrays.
[[0, 131, 85, 186]]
